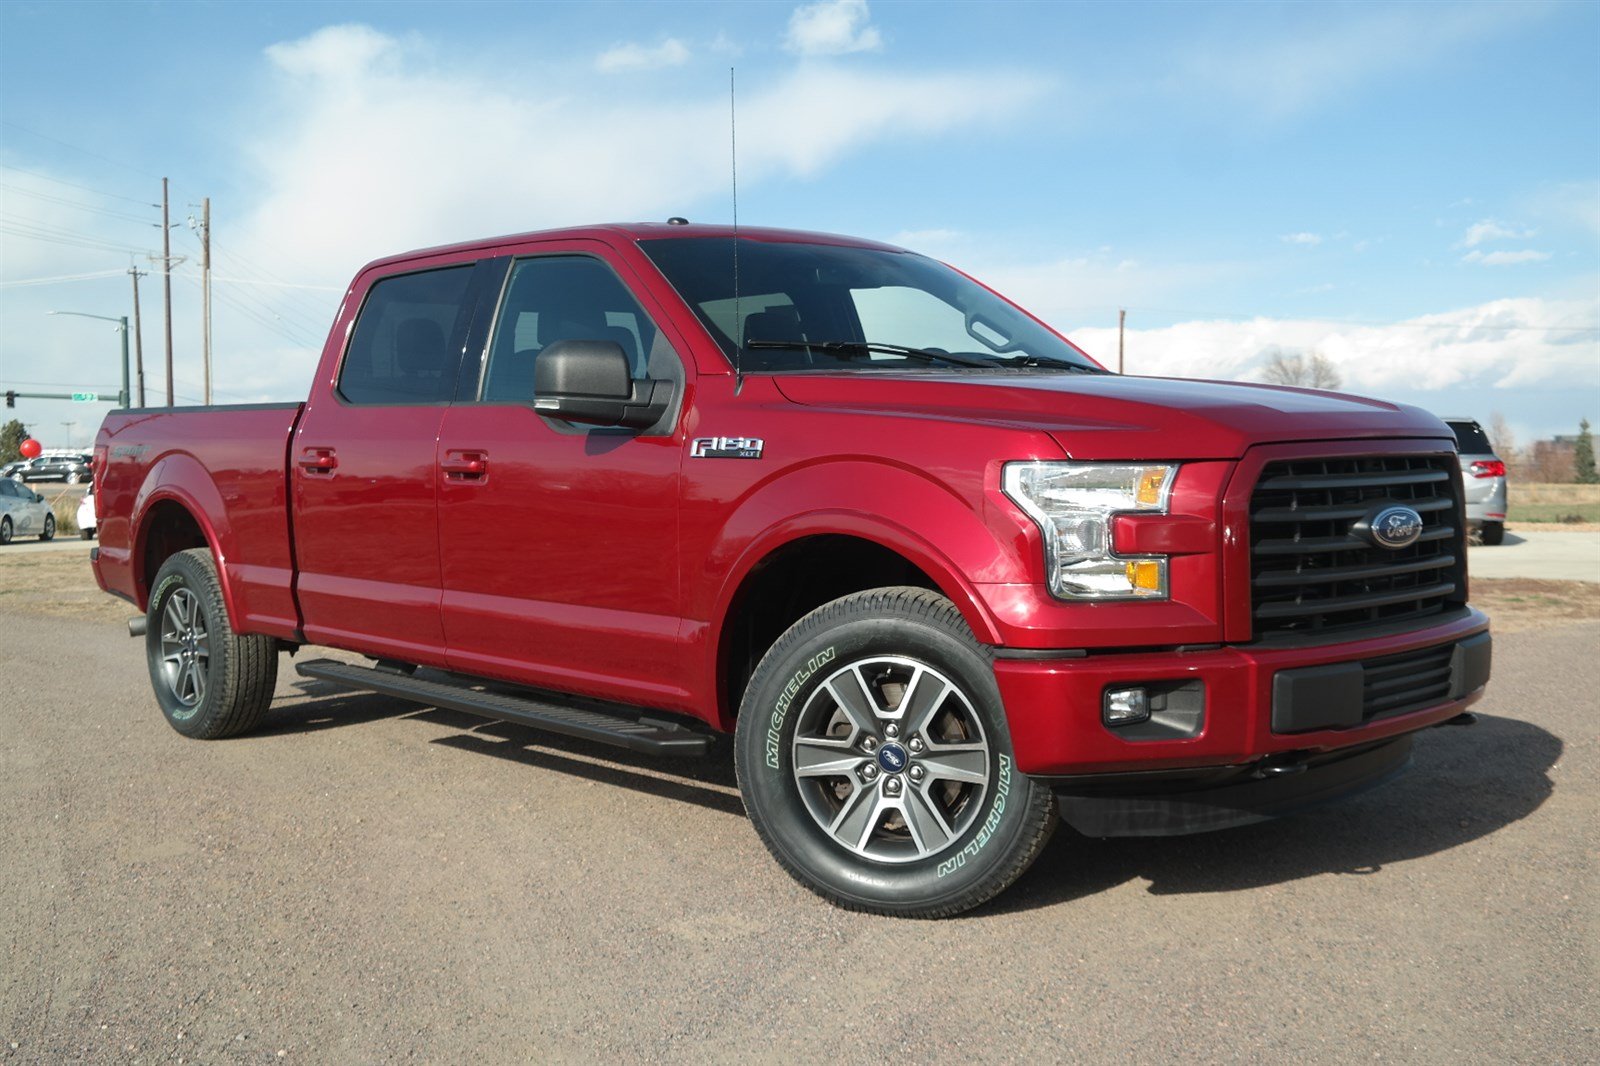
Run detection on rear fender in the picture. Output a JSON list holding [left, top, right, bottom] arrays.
[[129, 453, 235, 617]]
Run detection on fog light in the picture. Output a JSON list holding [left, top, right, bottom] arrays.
[[1103, 687, 1150, 726]]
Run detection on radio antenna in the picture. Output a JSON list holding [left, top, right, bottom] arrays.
[[730, 66, 744, 394]]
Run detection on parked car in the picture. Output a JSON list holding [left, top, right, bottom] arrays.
[[0, 477, 56, 543], [77, 481, 97, 540], [8, 453, 93, 484], [1444, 418, 1508, 545]]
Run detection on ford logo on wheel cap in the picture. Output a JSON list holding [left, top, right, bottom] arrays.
[[1355, 504, 1425, 550], [876, 743, 908, 774]]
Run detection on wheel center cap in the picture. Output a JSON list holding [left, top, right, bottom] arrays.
[[876, 743, 909, 775]]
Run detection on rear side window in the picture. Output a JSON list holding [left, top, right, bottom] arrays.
[[339, 266, 475, 405], [1448, 420, 1495, 455]]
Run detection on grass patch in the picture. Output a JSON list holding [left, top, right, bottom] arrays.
[[1507, 501, 1600, 524]]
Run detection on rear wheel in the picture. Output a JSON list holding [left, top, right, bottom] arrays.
[[1481, 521, 1505, 546], [39, 514, 54, 541], [145, 548, 279, 738], [734, 587, 1057, 918], [80, 528, 95, 541]]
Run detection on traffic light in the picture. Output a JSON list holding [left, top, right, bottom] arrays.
[[5, 390, 14, 408]]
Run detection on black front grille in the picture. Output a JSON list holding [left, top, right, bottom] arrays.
[[1249, 455, 1466, 639], [1360, 641, 1456, 720]]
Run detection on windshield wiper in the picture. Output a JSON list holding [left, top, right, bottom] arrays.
[[746, 340, 993, 369], [991, 353, 1110, 373]]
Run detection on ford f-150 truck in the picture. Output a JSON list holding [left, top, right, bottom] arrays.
[[91, 223, 1491, 917]]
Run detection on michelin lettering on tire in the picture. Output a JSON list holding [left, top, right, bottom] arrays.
[[765, 645, 837, 770], [936, 754, 1012, 878]]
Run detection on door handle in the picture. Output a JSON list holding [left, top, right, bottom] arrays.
[[297, 447, 337, 473], [441, 450, 488, 480]]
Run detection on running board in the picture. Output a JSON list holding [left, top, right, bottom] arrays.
[[295, 659, 713, 756]]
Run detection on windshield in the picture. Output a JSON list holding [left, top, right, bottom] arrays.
[[638, 237, 1103, 374]]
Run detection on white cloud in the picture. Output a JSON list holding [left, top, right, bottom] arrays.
[[1462, 249, 1551, 266], [234, 25, 1041, 293], [1061, 296, 1598, 394], [1281, 232, 1322, 246], [595, 38, 691, 73], [1457, 218, 1533, 248], [785, 0, 882, 56]]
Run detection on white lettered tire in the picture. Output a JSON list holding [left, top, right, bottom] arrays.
[[734, 587, 1056, 917]]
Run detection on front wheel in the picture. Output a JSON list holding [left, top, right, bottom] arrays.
[[39, 514, 54, 541], [734, 587, 1057, 918], [145, 548, 279, 738], [0, 517, 11, 545]]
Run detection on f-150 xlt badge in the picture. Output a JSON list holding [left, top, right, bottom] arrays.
[[691, 437, 764, 459]]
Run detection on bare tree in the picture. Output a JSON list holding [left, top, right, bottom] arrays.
[[1260, 347, 1342, 390]]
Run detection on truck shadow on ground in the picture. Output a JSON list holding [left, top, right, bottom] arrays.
[[262, 685, 1559, 914], [986, 712, 1561, 916], [263, 679, 745, 816]]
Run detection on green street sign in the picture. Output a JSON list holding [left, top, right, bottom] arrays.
[[71, 392, 98, 403]]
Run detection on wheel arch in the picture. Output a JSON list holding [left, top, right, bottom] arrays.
[[128, 455, 236, 619], [707, 509, 1006, 732]]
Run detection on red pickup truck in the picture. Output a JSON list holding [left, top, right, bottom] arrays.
[[92, 223, 1491, 917]]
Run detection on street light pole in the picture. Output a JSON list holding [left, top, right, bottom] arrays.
[[46, 311, 132, 408]]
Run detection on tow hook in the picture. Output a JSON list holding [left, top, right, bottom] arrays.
[[1437, 712, 1477, 727], [127, 615, 147, 638], [1253, 753, 1309, 778]]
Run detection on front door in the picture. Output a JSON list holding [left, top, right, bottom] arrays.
[[436, 248, 689, 709]]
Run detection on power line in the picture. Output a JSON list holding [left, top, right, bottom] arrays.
[[0, 121, 164, 180], [0, 269, 129, 288], [0, 181, 156, 224], [0, 162, 157, 206]]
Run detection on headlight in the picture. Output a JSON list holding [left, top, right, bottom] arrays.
[[1002, 461, 1178, 600]]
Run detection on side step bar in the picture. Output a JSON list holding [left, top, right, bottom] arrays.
[[295, 659, 713, 756]]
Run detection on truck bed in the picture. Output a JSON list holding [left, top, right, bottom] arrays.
[[92, 403, 305, 640]]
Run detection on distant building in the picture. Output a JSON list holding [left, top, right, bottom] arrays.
[[1526, 437, 1578, 482]]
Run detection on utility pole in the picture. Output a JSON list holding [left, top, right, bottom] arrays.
[[161, 177, 174, 406], [1118, 308, 1126, 375], [200, 197, 212, 405], [129, 265, 147, 407]]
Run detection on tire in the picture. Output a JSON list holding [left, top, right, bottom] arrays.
[[0, 517, 11, 545], [39, 514, 54, 542], [734, 587, 1057, 918], [80, 528, 95, 541], [1481, 521, 1505, 546], [145, 548, 279, 739]]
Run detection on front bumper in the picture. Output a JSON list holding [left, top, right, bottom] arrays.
[[994, 607, 1490, 778]]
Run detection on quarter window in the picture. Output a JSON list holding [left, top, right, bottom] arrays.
[[339, 265, 475, 405]]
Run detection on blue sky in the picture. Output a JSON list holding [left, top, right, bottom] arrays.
[[2, 0, 1595, 449]]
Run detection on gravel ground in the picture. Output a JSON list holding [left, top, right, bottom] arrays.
[[0, 565, 1595, 1063]]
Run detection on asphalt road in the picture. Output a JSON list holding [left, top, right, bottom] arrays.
[[1467, 529, 1600, 583], [2, 610, 1595, 1062]]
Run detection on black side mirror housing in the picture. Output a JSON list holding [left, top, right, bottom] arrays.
[[533, 339, 671, 430]]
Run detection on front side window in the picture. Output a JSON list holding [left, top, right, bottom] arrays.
[[480, 256, 661, 404], [339, 265, 475, 405]]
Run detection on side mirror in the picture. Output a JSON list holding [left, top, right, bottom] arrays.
[[533, 339, 671, 430]]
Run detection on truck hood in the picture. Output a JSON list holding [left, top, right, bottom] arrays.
[[771, 372, 1453, 460]]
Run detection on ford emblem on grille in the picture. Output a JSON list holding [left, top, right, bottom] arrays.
[[1355, 504, 1425, 550]]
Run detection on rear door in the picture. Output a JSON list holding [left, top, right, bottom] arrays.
[[434, 243, 690, 707], [291, 260, 496, 664]]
